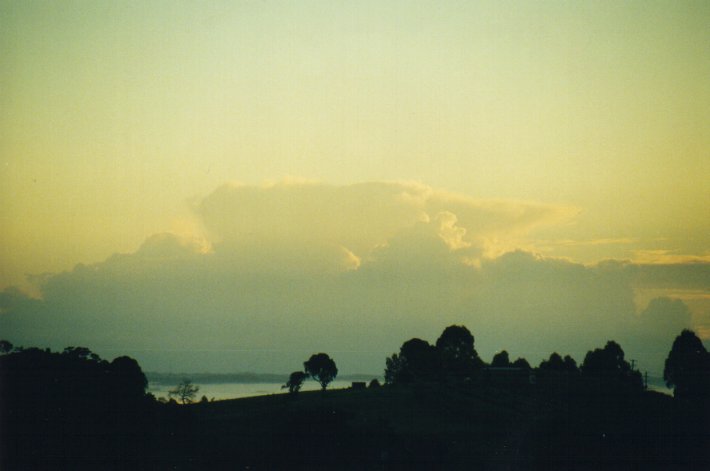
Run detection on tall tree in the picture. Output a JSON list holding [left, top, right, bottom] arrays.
[[491, 350, 511, 368], [562, 355, 579, 373], [664, 329, 710, 401], [168, 379, 199, 404], [304, 353, 338, 391], [435, 325, 482, 380], [400, 338, 438, 381], [0, 345, 153, 469], [581, 341, 642, 392], [110, 356, 148, 401], [539, 352, 565, 371], [385, 338, 439, 385], [384, 353, 406, 385]]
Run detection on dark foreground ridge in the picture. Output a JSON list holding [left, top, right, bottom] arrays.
[[152, 382, 707, 471], [1, 328, 708, 470]]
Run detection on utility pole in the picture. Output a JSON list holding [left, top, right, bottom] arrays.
[[630, 359, 636, 371]]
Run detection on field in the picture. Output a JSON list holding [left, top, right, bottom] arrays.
[[3, 346, 707, 470], [146, 383, 707, 470]]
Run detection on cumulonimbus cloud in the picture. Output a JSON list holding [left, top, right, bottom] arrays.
[[1, 180, 706, 375], [195, 180, 578, 269]]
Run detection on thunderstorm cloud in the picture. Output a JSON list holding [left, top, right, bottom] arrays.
[[1, 181, 707, 374]]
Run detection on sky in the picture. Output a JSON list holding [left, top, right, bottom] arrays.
[[1, 1, 709, 375]]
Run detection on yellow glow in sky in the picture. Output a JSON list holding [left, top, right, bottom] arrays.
[[1, 1, 709, 291]]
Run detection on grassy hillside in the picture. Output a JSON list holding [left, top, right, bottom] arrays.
[[148, 383, 707, 470], [3, 345, 706, 470]]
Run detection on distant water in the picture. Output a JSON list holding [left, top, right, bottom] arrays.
[[149, 379, 356, 401], [149, 380, 674, 401], [647, 384, 673, 396]]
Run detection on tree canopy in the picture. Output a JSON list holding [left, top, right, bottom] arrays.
[[539, 352, 565, 371], [110, 356, 149, 400], [385, 338, 439, 385], [664, 329, 710, 402], [0, 345, 153, 469], [386, 325, 486, 385], [539, 353, 578, 373], [384, 353, 405, 385], [436, 325, 483, 378], [491, 350, 511, 368], [283, 371, 308, 395], [581, 341, 642, 392], [304, 353, 338, 390]]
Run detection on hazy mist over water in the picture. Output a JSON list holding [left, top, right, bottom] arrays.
[[149, 379, 358, 401], [147, 377, 671, 402]]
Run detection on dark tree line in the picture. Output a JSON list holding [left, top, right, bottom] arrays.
[[0, 343, 153, 470], [1, 327, 707, 470], [491, 349, 531, 368], [385, 325, 483, 384], [538, 352, 577, 372], [383, 325, 709, 403]]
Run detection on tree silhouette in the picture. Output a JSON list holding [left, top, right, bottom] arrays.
[[582, 341, 628, 374], [168, 379, 199, 404], [435, 325, 482, 380], [282, 371, 308, 395], [512, 357, 531, 369], [62, 346, 101, 362], [384, 353, 406, 385], [562, 355, 578, 373], [664, 329, 710, 402], [0, 339, 13, 354], [538, 352, 578, 373], [394, 338, 439, 383], [582, 341, 642, 392], [385, 339, 437, 385], [491, 350, 511, 367], [0, 345, 153, 469], [539, 352, 565, 371], [304, 353, 338, 391], [109, 356, 148, 401]]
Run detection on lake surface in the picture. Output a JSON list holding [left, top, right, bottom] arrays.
[[149, 379, 356, 401], [647, 384, 673, 396], [150, 380, 673, 402]]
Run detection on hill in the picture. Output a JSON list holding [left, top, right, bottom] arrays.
[[147, 383, 707, 470], [146, 371, 378, 385]]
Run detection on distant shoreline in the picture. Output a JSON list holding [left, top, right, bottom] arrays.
[[146, 371, 381, 385]]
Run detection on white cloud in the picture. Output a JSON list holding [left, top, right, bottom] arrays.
[[632, 249, 710, 265], [0, 181, 705, 375], [195, 180, 576, 269]]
